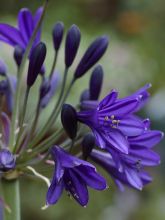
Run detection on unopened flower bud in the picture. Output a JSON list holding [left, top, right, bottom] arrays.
[[89, 65, 104, 100], [40, 78, 51, 99], [27, 42, 46, 87], [0, 59, 7, 76], [14, 45, 24, 67], [52, 22, 64, 51], [65, 25, 81, 67], [74, 36, 109, 79], [82, 133, 95, 160], [0, 149, 15, 172], [61, 104, 78, 139], [0, 80, 8, 94], [80, 89, 90, 102]]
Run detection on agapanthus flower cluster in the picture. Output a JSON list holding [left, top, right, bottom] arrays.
[[0, 1, 163, 214]]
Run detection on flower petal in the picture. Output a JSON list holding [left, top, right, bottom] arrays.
[[65, 170, 89, 206], [46, 179, 64, 205], [125, 167, 143, 190], [74, 165, 107, 190], [106, 129, 129, 154], [0, 24, 25, 48], [99, 98, 139, 117], [98, 89, 118, 110], [118, 115, 144, 136], [129, 130, 164, 148], [18, 8, 33, 44], [51, 146, 95, 169], [123, 148, 160, 166]]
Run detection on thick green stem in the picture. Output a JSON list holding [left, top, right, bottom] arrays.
[[1, 179, 20, 220]]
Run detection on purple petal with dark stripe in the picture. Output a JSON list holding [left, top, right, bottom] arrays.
[[129, 130, 164, 148], [99, 98, 139, 117], [98, 89, 118, 110], [106, 129, 129, 154], [123, 148, 160, 166], [74, 166, 107, 190], [66, 170, 89, 206], [46, 179, 64, 205], [118, 115, 144, 136], [125, 167, 143, 190]]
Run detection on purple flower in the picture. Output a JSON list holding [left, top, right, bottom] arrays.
[[0, 149, 15, 172], [77, 89, 145, 154], [90, 149, 155, 191], [90, 124, 163, 191], [0, 7, 43, 50], [46, 146, 107, 206]]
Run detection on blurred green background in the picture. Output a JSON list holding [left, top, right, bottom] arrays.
[[0, 0, 165, 219]]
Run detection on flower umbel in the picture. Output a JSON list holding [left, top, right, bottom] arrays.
[[0, 2, 163, 218]]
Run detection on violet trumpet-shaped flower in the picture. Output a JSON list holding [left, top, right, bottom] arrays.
[[46, 146, 107, 206], [90, 149, 152, 191], [0, 7, 43, 50], [77, 89, 145, 154], [90, 122, 163, 190]]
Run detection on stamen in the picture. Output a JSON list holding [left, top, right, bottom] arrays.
[[136, 160, 142, 171], [104, 116, 109, 121], [27, 166, 50, 187]]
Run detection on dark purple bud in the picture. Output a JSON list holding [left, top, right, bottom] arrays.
[[0, 80, 8, 94], [65, 24, 81, 67], [61, 104, 78, 139], [0, 149, 15, 172], [80, 89, 90, 102], [14, 45, 24, 67], [40, 78, 51, 99], [27, 42, 46, 87], [74, 35, 109, 79], [82, 133, 95, 160], [0, 59, 7, 76], [89, 65, 104, 100], [52, 22, 64, 51], [40, 65, 46, 76]]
